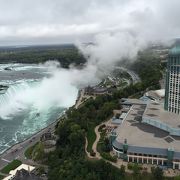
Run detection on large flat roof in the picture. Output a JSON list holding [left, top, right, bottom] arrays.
[[3, 164, 35, 180], [144, 102, 180, 128], [122, 98, 180, 128], [115, 102, 180, 151]]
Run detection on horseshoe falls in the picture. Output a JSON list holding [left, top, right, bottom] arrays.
[[0, 63, 78, 154]]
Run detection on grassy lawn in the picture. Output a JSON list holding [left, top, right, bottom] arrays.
[[1, 159, 22, 174], [24, 143, 37, 159], [86, 124, 96, 153], [25, 142, 45, 161]]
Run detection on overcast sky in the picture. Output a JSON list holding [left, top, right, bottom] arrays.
[[0, 0, 180, 45]]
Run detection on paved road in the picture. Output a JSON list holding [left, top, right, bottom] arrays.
[[0, 120, 58, 170], [85, 137, 98, 160], [115, 67, 141, 84], [92, 122, 108, 159]]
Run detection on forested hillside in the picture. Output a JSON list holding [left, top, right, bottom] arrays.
[[0, 44, 86, 68]]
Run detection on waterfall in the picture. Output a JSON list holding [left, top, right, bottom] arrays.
[[0, 72, 78, 120], [0, 81, 35, 119], [0, 63, 79, 154]]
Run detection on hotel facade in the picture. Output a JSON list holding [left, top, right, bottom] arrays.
[[110, 46, 180, 169], [164, 46, 180, 114]]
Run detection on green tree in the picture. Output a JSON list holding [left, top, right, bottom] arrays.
[[151, 167, 163, 180]]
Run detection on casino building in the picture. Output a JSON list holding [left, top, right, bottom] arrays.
[[110, 46, 180, 169]]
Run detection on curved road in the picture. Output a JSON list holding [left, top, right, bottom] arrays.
[[115, 67, 140, 84], [85, 121, 133, 173], [85, 120, 109, 159]]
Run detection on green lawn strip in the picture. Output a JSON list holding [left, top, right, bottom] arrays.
[[86, 124, 96, 153], [1, 159, 22, 174], [24, 143, 38, 159]]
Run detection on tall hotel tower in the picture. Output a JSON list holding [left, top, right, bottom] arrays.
[[164, 45, 180, 114]]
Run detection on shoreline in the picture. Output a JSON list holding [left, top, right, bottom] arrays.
[[0, 90, 81, 170], [0, 88, 82, 158], [0, 111, 65, 157], [0, 82, 81, 159], [0, 87, 84, 173]]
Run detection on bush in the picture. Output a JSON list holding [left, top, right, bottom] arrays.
[[101, 152, 117, 162], [127, 163, 142, 171], [127, 163, 133, 170], [132, 163, 141, 177], [102, 138, 111, 152], [36, 166, 45, 175], [151, 166, 163, 180], [98, 124, 106, 132]]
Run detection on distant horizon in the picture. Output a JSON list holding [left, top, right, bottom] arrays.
[[0, 43, 75, 48], [0, 42, 94, 49], [0, 40, 172, 49]]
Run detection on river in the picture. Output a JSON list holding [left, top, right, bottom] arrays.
[[0, 63, 78, 154]]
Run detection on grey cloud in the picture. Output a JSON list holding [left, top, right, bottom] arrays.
[[0, 0, 179, 45]]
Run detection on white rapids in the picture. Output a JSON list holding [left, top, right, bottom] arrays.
[[0, 63, 78, 154]]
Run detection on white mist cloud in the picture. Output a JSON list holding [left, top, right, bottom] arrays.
[[22, 70, 78, 110], [78, 32, 146, 70], [0, 62, 99, 119]]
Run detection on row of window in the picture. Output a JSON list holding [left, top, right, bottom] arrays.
[[113, 147, 168, 159], [168, 107, 180, 114], [169, 93, 179, 97], [128, 157, 168, 165], [169, 99, 180, 104], [128, 152, 166, 158]]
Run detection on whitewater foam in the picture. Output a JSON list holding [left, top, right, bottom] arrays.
[[0, 62, 79, 154], [0, 81, 34, 119]]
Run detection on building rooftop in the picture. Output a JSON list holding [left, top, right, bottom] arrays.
[[147, 89, 165, 99], [3, 164, 37, 180], [12, 169, 41, 180], [111, 117, 122, 125], [144, 102, 180, 129], [115, 101, 180, 152], [121, 98, 147, 105]]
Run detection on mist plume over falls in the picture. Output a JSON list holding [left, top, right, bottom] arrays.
[[2, 0, 180, 108]]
